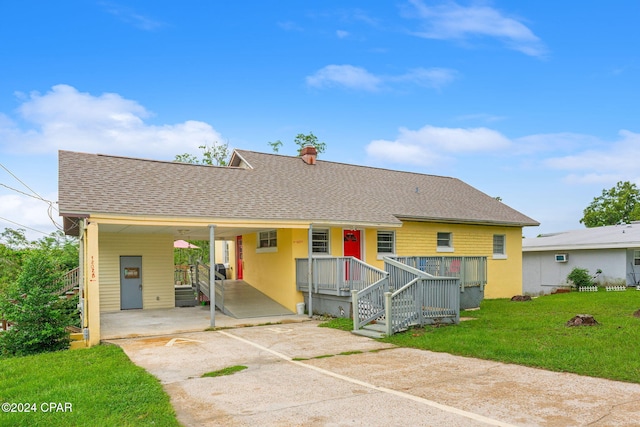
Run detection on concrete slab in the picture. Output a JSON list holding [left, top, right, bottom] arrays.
[[101, 306, 308, 340], [110, 322, 640, 426]]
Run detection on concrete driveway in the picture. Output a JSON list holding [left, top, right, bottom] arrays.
[[111, 321, 640, 426]]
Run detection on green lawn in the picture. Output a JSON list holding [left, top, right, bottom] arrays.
[[324, 290, 640, 383], [0, 344, 179, 427]]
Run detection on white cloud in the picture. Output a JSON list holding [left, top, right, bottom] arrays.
[[0, 85, 224, 158], [366, 125, 511, 166], [306, 65, 457, 91], [100, 2, 164, 31], [404, 0, 547, 58], [544, 130, 640, 182], [391, 67, 458, 90], [0, 192, 60, 238], [336, 30, 350, 38], [306, 65, 382, 91]]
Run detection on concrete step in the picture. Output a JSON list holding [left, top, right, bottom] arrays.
[[363, 323, 387, 333], [352, 328, 385, 339]]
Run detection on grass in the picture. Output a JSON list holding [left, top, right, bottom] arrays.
[[325, 291, 640, 383], [201, 365, 247, 377], [0, 344, 179, 426], [318, 317, 353, 331]]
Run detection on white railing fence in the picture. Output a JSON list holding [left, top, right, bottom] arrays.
[[296, 257, 388, 295]]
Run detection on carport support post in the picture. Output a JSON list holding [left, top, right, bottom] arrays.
[[209, 225, 216, 327], [307, 225, 313, 318]]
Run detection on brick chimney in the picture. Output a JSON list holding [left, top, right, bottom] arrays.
[[300, 145, 317, 165]]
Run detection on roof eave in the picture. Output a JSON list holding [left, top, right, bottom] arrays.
[[395, 215, 538, 227]]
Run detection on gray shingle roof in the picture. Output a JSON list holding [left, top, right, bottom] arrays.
[[523, 223, 640, 251], [58, 149, 538, 227]]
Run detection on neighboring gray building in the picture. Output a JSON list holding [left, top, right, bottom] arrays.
[[522, 223, 640, 295]]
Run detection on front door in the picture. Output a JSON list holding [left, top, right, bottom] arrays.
[[236, 236, 243, 280], [343, 230, 361, 259], [120, 256, 143, 310], [343, 230, 361, 281]]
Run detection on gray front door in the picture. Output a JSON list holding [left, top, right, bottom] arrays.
[[120, 256, 143, 310]]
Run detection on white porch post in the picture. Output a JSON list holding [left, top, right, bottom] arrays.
[[209, 225, 216, 327], [308, 224, 313, 318]]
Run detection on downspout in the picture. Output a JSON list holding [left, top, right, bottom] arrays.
[[209, 225, 216, 327], [308, 224, 313, 317]]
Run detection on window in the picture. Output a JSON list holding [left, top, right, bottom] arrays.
[[377, 231, 395, 255], [223, 242, 230, 264], [437, 232, 453, 252], [258, 230, 277, 249], [493, 234, 506, 259], [635, 250, 640, 266], [312, 229, 329, 254]]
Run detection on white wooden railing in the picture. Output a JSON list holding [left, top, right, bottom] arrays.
[[296, 257, 388, 295], [389, 256, 486, 291], [195, 261, 226, 313], [353, 257, 460, 335]]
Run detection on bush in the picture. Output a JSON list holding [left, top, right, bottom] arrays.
[[0, 250, 72, 357], [567, 267, 594, 290]]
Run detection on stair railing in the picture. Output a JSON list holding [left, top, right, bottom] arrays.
[[195, 261, 226, 312], [351, 274, 389, 331], [57, 267, 80, 295], [352, 257, 460, 336]]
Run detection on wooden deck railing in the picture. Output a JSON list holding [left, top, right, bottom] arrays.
[[389, 256, 486, 291], [57, 267, 80, 295], [295, 257, 388, 295], [353, 257, 460, 335]]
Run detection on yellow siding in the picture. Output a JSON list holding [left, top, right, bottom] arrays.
[[99, 232, 175, 312], [242, 229, 299, 311], [239, 222, 524, 310], [395, 221, 523, 298]]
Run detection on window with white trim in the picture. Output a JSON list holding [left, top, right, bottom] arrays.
[[437, 232, 453, 252], [312, 229, 330, 254], [258, 230, 277, 248], [377, 231, 395, 255], [493, 234, 506, 258], [634, 250, 640, 266]]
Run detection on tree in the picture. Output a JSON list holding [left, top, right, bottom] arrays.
[[267, 132, 327, 155], [175, 143, 230, 166], [294, 132, 326, 155], [0, 250, 72, 357], [580, 181, 640, 227], [267, 140, 283, 153]]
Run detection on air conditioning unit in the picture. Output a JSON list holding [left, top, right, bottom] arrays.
[[555, 253, 568, 263]]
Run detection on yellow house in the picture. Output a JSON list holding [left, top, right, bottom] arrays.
[[58, 147, 538, 345]]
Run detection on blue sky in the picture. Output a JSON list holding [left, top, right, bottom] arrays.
[[1, 1, 639, 241]]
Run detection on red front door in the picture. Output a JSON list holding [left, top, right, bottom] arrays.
[[343, 230, 361, 281], [343, 230, 361, 259], [236, 236, 243, 280]]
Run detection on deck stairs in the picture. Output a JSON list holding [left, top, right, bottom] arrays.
[[174, 286, 197, 307], [351, 257, 460, 338]]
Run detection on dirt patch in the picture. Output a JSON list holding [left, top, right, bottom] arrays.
[[510, 295, 532, 302], [566, 314, 599, 326]]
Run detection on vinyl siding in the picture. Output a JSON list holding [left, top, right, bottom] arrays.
[[99, 232, 174, 312], [394, 221, 523, 298]]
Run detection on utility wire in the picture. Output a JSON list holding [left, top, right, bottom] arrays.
[[0, 162, 63, 230], [0, 216, 50, 236], [0, 162, 48, 202], [0, 182, 57, 206]]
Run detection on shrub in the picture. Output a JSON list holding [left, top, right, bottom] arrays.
[[0, 250, 72, 357], [567, 267, 594, 290]]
